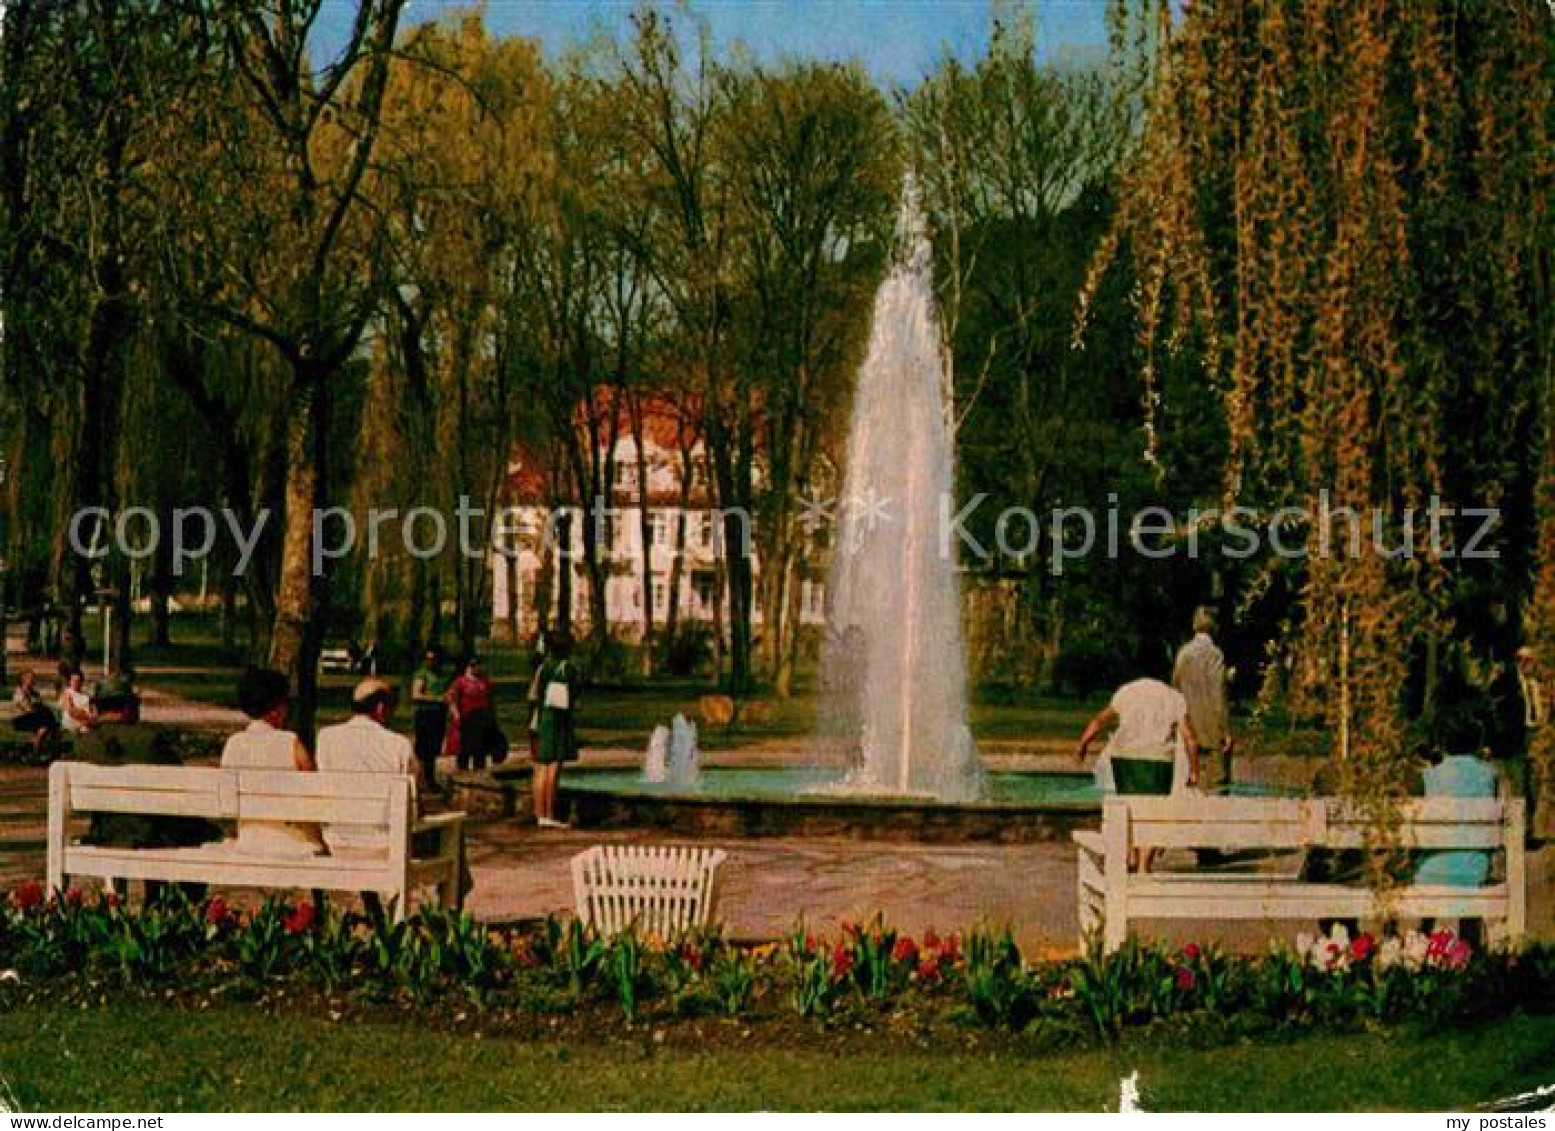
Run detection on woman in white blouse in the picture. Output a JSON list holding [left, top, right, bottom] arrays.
[[60, 668, 94, 734], [219, 667, 324, 856]]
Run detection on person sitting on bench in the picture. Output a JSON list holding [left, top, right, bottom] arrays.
[[72, 675, 221, 903], [10, 669, 59, 757], [220, 667, 324, 857]]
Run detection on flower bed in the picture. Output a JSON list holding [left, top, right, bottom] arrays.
[[4, 880, 1552, 1048]]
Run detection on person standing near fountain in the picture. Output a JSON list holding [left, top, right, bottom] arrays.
[[531, 631, 579, 829], [448, 655, 503, 773], [1173, 607, 1233, 792], [1075, 677, 1201, 797], [411, 645, 451, 795]]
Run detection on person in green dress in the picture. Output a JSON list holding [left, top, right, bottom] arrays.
[[531, 631, 578, 828], [410, 645, 452, 793]]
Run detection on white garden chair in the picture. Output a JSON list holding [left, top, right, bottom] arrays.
[[570, 844, 728, 938]]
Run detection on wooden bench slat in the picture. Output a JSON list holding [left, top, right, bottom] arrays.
[[239, 796, 390, 825], [1130, 886, 1509, 921], [64, 847, 404, 891], [61, 764, 231, 789], [234, 771, 404, 799], [68, 788, 231, 818]]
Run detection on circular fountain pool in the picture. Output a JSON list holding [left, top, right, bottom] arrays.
[[557, 766, 1103, 843]]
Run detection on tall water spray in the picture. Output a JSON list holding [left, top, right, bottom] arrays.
[[823, 175, 982, 801]]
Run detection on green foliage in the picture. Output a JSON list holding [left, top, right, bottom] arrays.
[[784, 921, 837, 1019], [605, 928, 647, 1019], [958, 925, 1037, 1028], [1071, 937, 1182, 1036], [660, 623, 713, 679], [235, 898, 293, 983], [707, 946, 759, 1016], [534, 915, 608, 998], [841, 914, 901, 1002]]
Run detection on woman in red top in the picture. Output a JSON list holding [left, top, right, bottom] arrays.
[[447, 656, 504, 772]]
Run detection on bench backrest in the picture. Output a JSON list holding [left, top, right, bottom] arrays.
[[571, 844, 728, 938], [1111, 795, 1520, 852], [50, 761, 414, 839]]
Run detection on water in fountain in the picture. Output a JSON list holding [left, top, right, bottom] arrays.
[[643, 724, 670, 783], [668, 714, 701, 786], [821, 174, 983, 801], [643, 715, 702, 786]]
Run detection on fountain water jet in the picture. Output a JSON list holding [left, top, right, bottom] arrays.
[[821, 174, 983, 802]]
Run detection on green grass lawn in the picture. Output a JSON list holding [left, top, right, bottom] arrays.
[[1, 1001, 1549, 1110]]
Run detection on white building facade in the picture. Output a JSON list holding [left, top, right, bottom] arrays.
[[490, 409, 829, 641]]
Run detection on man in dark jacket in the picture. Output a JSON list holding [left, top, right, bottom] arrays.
[[74, 675, 220, 902]]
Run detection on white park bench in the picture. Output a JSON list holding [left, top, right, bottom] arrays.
[[47, 762, 466, 921], [571, 844, 728, 938], [1074, 794, 1526, 953]]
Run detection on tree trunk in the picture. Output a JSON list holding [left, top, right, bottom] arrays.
[[554, 509, 573, 639], [666, 509, 686, 646], [665, 428, 700, 647], [149, 504, 174, 647], [220, 575, 238, 654], [631, 397, 654, 675], [269, 375, 327, 740], [710, 549, 726, 688], [506, 549, 522, 644], [707, 417, 754, 693], [775, 552, 803, 699], [535, 524, 554, 637]]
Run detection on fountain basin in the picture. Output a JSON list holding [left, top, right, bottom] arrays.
[[557, 765, 1102, 843]]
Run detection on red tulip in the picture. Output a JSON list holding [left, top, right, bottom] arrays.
[[891, 936, 919, 966], [940, 932, 963, 964], [282, 901, 316, 934], [7, 880, 44, 912], [830, 944, 854, 981]]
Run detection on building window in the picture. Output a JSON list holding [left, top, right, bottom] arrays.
[[653, 580, 667, 609], [692, 571, 717, 611], [650, 511, 669, 548]]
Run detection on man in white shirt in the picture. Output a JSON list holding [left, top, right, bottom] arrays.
[[1076, 677, 1200, 796], [1173, 607, 1234, 792], [1075, 676, 1198, 872], [315, 678, 423, 858]]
